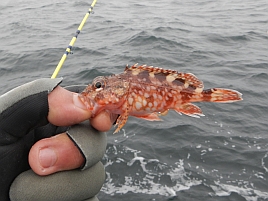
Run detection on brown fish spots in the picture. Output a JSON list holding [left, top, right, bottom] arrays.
[[149, 74, 163, 86], [135, 70, 151, 83]]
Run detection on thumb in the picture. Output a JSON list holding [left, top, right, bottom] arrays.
[[29, 133, 84, 175], [47, 86, 92, 126]]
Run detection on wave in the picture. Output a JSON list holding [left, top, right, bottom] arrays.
[[100, 143, 268, 201]]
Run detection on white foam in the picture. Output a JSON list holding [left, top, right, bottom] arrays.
[[102, 147, 201, 197], [210, 181, 268, 201], [261, 152, 268, 173], [102, 145, 268, 201]]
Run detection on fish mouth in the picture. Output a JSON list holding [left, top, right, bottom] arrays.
[[78, 94, 98, 115]]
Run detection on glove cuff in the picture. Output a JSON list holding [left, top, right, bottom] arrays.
[[66, 122, 107, 170], [0, 78, 62, 114]]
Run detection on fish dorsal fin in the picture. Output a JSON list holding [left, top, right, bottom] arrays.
[[124, 64, 130, 72], [125, 64, 204, 92], [176, 72, 204, 92]]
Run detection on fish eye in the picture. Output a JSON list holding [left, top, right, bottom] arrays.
[[95, 81, 102, 89], [92, 77, 106, 90]]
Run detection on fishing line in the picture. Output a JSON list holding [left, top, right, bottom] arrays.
[[51, 0, 98, 79]]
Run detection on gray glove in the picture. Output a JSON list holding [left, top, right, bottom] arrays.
[[0, 78, 107, 201]]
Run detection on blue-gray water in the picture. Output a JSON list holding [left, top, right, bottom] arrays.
[[1, 0, 268, 200]]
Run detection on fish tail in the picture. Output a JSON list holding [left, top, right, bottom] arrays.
[[200, 88, 243, 103]]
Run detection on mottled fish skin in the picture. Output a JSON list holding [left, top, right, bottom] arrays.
[[79, 64, 243, 133]]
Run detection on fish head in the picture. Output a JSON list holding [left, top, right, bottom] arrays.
[[79, 75, 129, 116]]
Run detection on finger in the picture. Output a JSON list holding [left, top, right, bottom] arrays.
[[29, 133, 85, 176], [90, 110, 118, 132], [47, 86, 92, 126]]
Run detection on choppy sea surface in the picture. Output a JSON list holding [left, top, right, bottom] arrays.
[[1, 0, 268, 200]]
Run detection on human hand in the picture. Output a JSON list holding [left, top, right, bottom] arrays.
[[29, 85, 116, 175], [0, 78, 117, 201]]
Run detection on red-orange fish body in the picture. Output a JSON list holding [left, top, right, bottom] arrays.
[[79, 64, 243, 133]]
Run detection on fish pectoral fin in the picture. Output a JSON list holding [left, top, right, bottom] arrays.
[[133, 113, 163, 121], [114, 109, 129, 134], [174, 103, 204, 118]]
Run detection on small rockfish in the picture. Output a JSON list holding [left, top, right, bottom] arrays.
[[79, 64, 243, 133]]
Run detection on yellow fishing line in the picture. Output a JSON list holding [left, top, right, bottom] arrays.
[[51, 0, 98, 79]]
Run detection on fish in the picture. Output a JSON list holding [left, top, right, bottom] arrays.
[[79, 64, 243, 133]]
